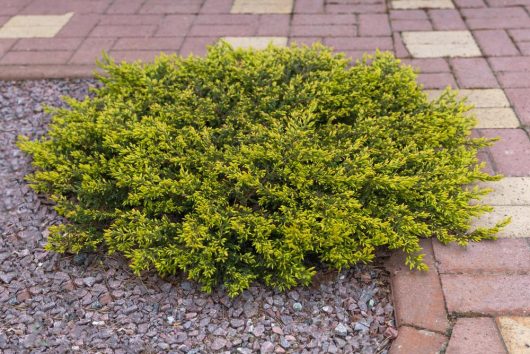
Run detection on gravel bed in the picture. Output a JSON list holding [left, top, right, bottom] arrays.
[[0, 79, 397, 354]]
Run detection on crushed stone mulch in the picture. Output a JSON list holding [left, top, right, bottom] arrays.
[[0, 79, 396, 354]]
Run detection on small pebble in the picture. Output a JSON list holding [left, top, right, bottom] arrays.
[[334, 323, 349, 337], [82, 276, 96, 287], [293, 302, 303, 311], [280, 336, 290, 349], [211, 338, 227, 351], [72, 254, 88, 266], [0, 273, 16, 284], [260, 341, 275, 353], [384, 327, 399, 339]]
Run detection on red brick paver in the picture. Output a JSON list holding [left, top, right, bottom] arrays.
[[387, 237, 529, 353], [451, 58, 499, 88], [389, 326, 447, 354], [474, 30, 520, 56], [505, 88, 530, 125], [480, 129, 530, 177], [386, 240, 449, 333], [442, 274, 530, 315], [432, 239, 530, 273], [445, 318, 506, 354], [1, 0, 529, 352]]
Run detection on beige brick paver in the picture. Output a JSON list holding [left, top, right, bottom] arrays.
[[403, 31, 481, 58], [223, 36, 288, 49], [478, 177, 530, 205], [426, 89, 510, 108], [469, 178, 530, 237], [471, 205, 530, 238], [231, 0, 293, 14], [391, 0, 454, 9], [471, 108, 519, 128], [459, 89, 511, 107], [497, 317, 530, 354], [426, 89, 519, 128], [0, 13, 73, 38]]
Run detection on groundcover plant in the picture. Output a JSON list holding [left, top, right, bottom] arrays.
[[18, 43, 508, 296]]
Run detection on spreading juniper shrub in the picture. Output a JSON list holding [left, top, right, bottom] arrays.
[[18, 43, 508, 296]]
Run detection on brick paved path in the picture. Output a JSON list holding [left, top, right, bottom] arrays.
[[1, 0, 529, 352]]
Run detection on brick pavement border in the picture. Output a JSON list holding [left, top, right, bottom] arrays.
[[0, 64, 96, 80], [1, 1, 529, 350], [385, 237, 530, 353]]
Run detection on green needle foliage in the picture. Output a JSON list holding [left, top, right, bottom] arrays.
[[18, 43, 508, 296]]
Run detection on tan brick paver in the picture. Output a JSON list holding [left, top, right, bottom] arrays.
[[0, 13, 73, 38], [391, 0, 454, 9], [471, 108, 519, 128], [402, 31, 481, 58], [426, 89, 519, 128], [471, 206, 530, 238], [497, 317, 530, 354], [470, 178, 530, 238], [231, 0, 293, 14], [222, 36, 287, 49], [479, 177, 530, 205]]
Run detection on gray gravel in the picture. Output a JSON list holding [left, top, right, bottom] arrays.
[[0, 79, 397, 353]]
